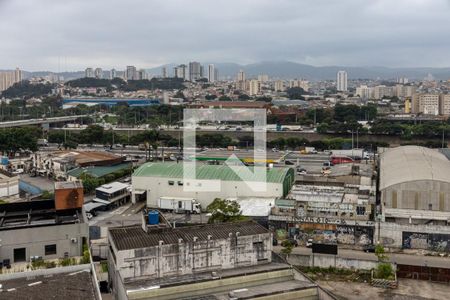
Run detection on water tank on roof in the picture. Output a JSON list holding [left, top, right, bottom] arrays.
[[148, 210, 159, 225], [1, 157, 9, 165]]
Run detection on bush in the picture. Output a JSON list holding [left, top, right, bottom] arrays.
[[375, 263, 394, 280], [59, 257, 77, 266]]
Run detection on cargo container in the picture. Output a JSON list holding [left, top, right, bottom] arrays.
[[157, 197, 201, 214]]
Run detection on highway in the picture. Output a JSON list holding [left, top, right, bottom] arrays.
[[0, 115, 89, 128], [273, 245, 450, 268]]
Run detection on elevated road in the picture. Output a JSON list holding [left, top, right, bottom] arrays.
[[0, 115, 89, 128]]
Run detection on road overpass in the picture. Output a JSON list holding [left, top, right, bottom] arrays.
[[0, 115, 89, 128]]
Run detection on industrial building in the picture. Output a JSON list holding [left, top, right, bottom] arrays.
[[108, 217, 321, 300], [131, 162, 295, 208], [93, 181, 131, 208], [270, 182, 375, 246], [378, 146, 450, 251], [0, 181, 88, 265], [0, 169, 19, 198]]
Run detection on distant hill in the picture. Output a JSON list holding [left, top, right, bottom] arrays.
[[10, 61, 450, 81], [148, 61, 450, 80]]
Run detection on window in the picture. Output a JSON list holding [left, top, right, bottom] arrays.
[[45, 244, 57, 255], [168, 181, 174, 186], [14, 248, 26, 262], [178, 181, 183, 186], [428, 203, 432, 210]]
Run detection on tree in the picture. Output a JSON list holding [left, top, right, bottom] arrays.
[[286, 87, 306, 99], [206, 198, 246, 223], [374, 244, 394, 280], [281, 240, 293, 256], [238, 94, 250, 100]]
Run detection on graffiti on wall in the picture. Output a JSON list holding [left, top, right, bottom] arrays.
[[402, 232, 450, 252], [294, 224, 374, 246]]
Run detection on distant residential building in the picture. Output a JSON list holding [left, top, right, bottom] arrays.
[[355, 85, 372, 99], [440, 94, 450, 116], [258, 74, 269, 82], [85, 68, 94, 78], [274, 80, 284, 92], [336, 70, 348, 92], [237, 69, 245, 82], [161, 66, 167, 78], [126, 66, 137, 81], [137, 69, 147, 80], [395, 84, 415, 98], [289, 79, 309, 92], [189, 61, 201, 81], [248, 79, 261, 96], [94, 68, 103, 79], [0, 68, 22, 92], [397, 77, 409, 84], [110, 68, 117, 79], [208, 64, 215, 82], [412, 94, 440, 115], [373, 85, 394, 100], [174, 64, 187, 80]]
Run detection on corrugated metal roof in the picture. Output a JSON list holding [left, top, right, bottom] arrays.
[[133, 162, 292, 183], [380, 146, 450, 190], [109, 220, 269, 251]]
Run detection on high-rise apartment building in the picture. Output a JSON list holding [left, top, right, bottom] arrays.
[[85, 68, 94, 78], [94, 68, 103, 79], [237, 70, 245, 82], [110, 69, 117, 79], [355, 85, 372, 99], [162, 67, 167, 78], [174, 64, 188, 80], [440, 94, 450, 116], [258, 74, 269, 82], [289, 79, 309, 92], [373, 85, 394, 100], [248, 79, 261, 96], [274, 80, 284, 92], [0, 68, 22, 92], [336, 70, 348, 92], [208, 64, 215, 82], [189, 61, 201, 81], [126, 66, 137, 81], [138, 69, 147, 80], [412, 94, 440, 115]]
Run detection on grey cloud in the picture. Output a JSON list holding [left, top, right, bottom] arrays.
[[1, 0, 450, 71]]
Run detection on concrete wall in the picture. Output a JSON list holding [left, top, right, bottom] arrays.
[[377, 221, 450, 249], [0, 175, 19, 197], [287, 253, 381, 271], [112, 233, 272, 282], [0, 222, 89, 263], [132, 175, 283, 208], [382, 180, 450, 211]]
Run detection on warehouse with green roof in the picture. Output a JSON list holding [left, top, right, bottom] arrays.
[[131, 162, 295, 208]]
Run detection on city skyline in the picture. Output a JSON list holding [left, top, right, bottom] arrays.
[[1, 0, 450, 71]]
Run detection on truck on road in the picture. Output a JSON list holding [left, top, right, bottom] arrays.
[[331, 149, 367, 159], [157, 197, 202, 214]]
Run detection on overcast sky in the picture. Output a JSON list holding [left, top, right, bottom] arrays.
[[1, 0, 450, 71]]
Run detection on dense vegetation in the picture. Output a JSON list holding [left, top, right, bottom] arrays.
[[0, 127, 41, 153], [66, 77, 185, 91], [1, 81, 55, 99]]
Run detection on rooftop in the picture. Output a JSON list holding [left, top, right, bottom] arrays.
[[380, 146, 450, 190], [0, 200, 83, 230], [54, 180, 83, 190], [52, 150, 124, 167], [0, 269, 96, 300], [133, 162, 293, 183], [96, 181, 130, 194], [67, 162, 132, 178], [109, 220, 269, 251]]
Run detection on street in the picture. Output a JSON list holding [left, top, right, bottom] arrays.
[[273, 245, 450, 269]]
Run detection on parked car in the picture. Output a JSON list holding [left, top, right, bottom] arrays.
[[306, 239, 313, 248], [363, 244, 376, 253]]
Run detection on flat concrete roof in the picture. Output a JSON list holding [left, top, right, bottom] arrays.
[[0, 270, 96, 300]]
